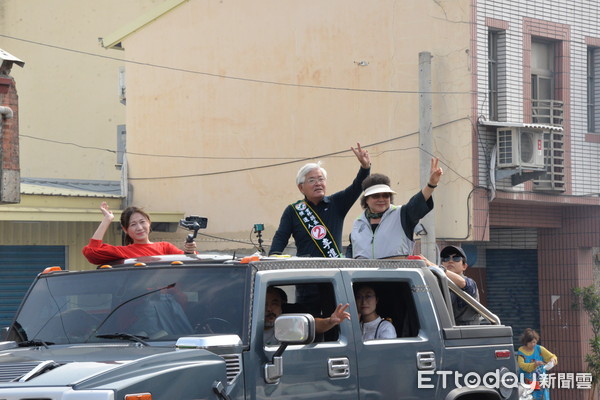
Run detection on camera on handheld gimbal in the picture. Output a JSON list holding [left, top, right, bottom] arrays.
[[253, 223, 265, 254], [253, 224, 264, 233], [179, 216, 208, 243]]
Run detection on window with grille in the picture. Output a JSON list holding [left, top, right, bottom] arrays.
[[531, 41, 563, 126], [488, 30, 499, 121], [588, 47, 599, 133], [530, 40, 565, 192], [487, 29, 506, 122]]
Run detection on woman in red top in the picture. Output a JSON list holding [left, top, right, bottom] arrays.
[[82, 202, 197, 264]]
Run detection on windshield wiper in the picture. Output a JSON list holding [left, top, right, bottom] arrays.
[[96, 333, 149, 346], [85, 282, 176, 343], [18, 340, 54, 348]]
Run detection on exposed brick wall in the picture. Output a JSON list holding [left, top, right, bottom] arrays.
[[538, 206, 600, 400], [0, 76, 20, 204], [487, 200, 599, 400], [472, 187, 490, 241], [490, 202, 562, 228]]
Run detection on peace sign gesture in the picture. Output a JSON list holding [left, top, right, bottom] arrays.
[[351, 142, 371, 169], [429, 157, 443, 187], [422, 157, 443, 200]]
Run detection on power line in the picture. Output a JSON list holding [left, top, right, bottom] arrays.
[[126, 130, 424, 180], [126, 117, 472, 180], [21, 117, 474, 181], [0, 33, 478, 95], [20, 134, 320, 160], [21, 135, 117, 154]]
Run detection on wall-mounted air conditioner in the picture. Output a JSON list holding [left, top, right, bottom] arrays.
[[496, 127, 545, 169]]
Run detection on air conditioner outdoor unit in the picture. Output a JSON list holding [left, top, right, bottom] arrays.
[[496, 127, 545, 169]]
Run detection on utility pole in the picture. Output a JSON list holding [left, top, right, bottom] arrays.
[[419, 52, 437, 262]]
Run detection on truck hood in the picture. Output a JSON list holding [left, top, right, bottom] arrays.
[[0, 343, 228, 387]]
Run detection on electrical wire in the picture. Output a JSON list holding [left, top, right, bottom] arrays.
[[4, 12, 597, 251], [20, 134, 348, 160], [127, 118, 472, 180], [125, 122, 475, 181], [196, 231, 254, 246], [0, 33, 478, 96]]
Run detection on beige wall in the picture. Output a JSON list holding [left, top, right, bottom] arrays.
[[0, 0, 160, 181], [117, 0, 474, 252], [0, 1, 166, 266]]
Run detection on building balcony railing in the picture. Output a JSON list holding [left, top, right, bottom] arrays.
[[531, 99, 564, 126], [533, 130, 565, 192]]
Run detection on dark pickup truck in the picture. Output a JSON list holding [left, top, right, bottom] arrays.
[[0, 255, 519, 399]]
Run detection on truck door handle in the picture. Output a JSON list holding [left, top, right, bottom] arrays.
[[416, 351, 436, 370], [328, 357, 350, 378]]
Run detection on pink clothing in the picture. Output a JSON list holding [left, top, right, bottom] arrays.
[[82, 239, 184, 265]]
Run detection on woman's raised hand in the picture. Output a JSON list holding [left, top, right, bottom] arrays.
[[100, 202, 114, 222]]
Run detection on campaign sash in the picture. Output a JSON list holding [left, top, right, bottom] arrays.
[[291, 200, 342, 258]]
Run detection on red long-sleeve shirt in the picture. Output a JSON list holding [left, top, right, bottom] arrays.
[[82, 239, 184, 265]]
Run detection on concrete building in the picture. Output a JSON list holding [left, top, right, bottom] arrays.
[[472, 3, 600, 397], [102, 1, 599, 398], [0, 0, 182, 327], [0, 1, 597, 397]]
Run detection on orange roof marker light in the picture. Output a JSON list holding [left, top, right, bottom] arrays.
[[240, 255, 261, 264], [133, 262, 147, 267], [41, 266, 62, 274], [99, 265, 113, 269], [171, 261, 184, 265], [124, 393, 152, 400]]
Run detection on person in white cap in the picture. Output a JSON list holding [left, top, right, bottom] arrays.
[[350, 157, 442, 259]]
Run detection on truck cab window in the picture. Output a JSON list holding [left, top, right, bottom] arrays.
[[353, 281, 420, 340], [265, 283, 340, 345]]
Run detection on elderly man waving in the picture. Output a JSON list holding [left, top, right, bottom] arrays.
[[269, 143, 371, 258]]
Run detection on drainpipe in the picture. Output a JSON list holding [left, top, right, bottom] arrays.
[[0, 105, 18, 204], [0, 106, 13, 119], [0, 106, 13, 138]]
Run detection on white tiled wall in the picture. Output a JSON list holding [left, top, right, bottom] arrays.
[[475, 0, 600, 196]]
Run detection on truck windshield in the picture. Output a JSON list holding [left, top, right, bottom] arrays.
[[8, 266, 250, 345]]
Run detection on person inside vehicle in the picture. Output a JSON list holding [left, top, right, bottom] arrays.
[[82, 202, 197, 265], [354, 284, 396, 340], [264, 286, 351, 345], [269, 143, 371, 258], [349, 157, 442, 259], [439, 245, 481, 325]]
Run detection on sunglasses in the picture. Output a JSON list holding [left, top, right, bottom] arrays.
[[441, 255, 464, 263]]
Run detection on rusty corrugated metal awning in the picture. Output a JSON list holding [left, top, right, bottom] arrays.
[[20, 183, 122, 198], [0, 180, 183, 223], [479, 120, 564, 132]]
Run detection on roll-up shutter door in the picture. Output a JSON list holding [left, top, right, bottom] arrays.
[[0, 246, 66, 328], [485, 249, 539, 349]]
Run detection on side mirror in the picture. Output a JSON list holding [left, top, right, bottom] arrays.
[[274, 314, 316, 344], [264, 314, 315, 384]]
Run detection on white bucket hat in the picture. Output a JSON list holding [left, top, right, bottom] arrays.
[[363, 184, 396, 197]]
